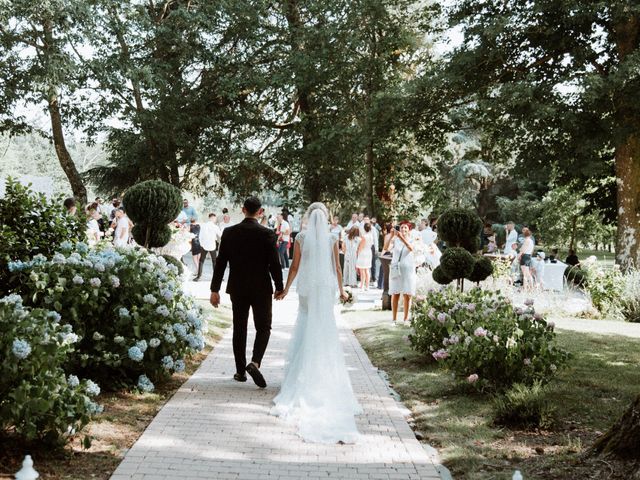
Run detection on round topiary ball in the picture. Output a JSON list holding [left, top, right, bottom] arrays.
[[437, 208, 483, 252], [132, 224, 172, 248], [440, 247, 475, 280], [467, 256, 494, 283], [432, 265, 452, 285], [123, 180, 182, 226]]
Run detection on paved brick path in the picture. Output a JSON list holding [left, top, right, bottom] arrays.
[[111, 294, 441, 480]]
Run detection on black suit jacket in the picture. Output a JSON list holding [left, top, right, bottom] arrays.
[[210, 218, 284, 296]]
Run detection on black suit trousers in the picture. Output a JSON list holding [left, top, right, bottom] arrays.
[[230, 292, 272, 375]]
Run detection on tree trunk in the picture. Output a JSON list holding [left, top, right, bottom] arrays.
[[589, 394, 640, 460], [365, 143, 375, 216], [613, 14, 640, 270], [569, 215, 578, 251], [42, 19, 87, 205]]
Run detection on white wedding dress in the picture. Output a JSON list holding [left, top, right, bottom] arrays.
[[271, 206, 362, 444]]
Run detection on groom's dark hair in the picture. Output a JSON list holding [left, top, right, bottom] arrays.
[[243, 196, 262, 215]]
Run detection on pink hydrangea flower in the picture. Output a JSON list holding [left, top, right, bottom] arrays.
[[524, 298, 534, 306], [437, 312, 447, 324], [547, 321, 555, 329], [432, 349, 449, 360], [467, 374, 479, 383], [474, 327, 487, 337]]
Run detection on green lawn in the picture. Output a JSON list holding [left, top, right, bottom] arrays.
[[351, 314, 640, 479]]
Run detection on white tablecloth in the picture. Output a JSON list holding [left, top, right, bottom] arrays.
[[541, 261, 567, 292]]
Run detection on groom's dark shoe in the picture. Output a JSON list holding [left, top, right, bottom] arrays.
[[246, 363, 267, 388], [233, 373, 247, 382]]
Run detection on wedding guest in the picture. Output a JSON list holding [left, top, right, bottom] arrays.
[[346, 213, 359, 230], [378, 223, 394, 289], [276, 213, 291, 269], [504, 221, 518, 255], [220, 208, 233, 232], [343, 226, 360, 287], [481, 222, 493, 249], [549, 248, 559, 263], [371, 217, 381, 234], [362, 216, 378, 284], [356, 222, 374, 290], [330, 216, 344, 271], [519, 228, 535, 291], [531, 251, 546, 289], [189, 217, 202, 276], [487, 235, 497, 253], [195, 213, 222, 281], [182, 199, 197, 225], [565, 249, 580, 267], [389, 223, 416, 324], [508, 242, 520, 285], [86, 204, 103, 244], [113, 208, 131, 247], [63, 197, 77, 215], [420, 218, 437, 245], [109, 198, 121, 221]]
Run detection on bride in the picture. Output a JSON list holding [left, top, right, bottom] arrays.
[[271, 202, 363, 444]]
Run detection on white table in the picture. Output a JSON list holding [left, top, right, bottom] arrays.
[[541, 261, 567, 292]]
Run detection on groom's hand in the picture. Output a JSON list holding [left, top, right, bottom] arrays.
[[274, 290, 285, 300], [210, 292, 220, 308]]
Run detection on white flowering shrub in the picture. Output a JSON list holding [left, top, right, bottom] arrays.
[[0, 295, 101, 445], [409, 287, 570, 391], [10, 243, 206, 391]]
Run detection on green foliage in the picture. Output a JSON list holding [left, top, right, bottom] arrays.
[[161, 254, 184, 276], [0, 179, 84, 296], [621, 270, 640, 323], [123, 180, 181, 248], [492, 381, 554, 430], [437, 209, 483, 250], [564, 266, 587, 288], [432, 266, 452, 285], [13, 243, 206, 390], [467, 256, 494, 283], [409, 288, 569, 391], [440, 247, 475, 280], [0, 295, 100, 446]]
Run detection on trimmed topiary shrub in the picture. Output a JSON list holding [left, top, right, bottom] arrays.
[[440, 247, 475, 281], [468, 256, 494, 283], [10, 242, 206, 391], [0, 295, 101, 446], [161, 254, 185, 276], [437, 208, 483, 252], [123, 180, 181, 249], [565, 265, 586, 287], [432, 265, 452, 285], [0, 179, 84, 297]]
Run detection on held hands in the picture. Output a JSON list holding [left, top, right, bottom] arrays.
[[209, 292, 220, 308], [339, 291, 349, 303], [274, 289, 287, 301]]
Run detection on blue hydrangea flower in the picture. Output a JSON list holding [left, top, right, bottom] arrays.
[[136, 340, 148, 352], [110, 276, 121, 288], [161, 355, 174, 370], [164, 334, 176, 344], [85, 399, 104, 415], [47, 311, 62, 323], [1, 294, 23, 306], [137, 374, 155, 393], [75, 242, 89, 253], [59, 331, 79, 345], [160, 289, 174, 301], [12, 339, 32, 359], [60, 240, 73, 251], [7, 260, 26, 272], [156, 305, 170, 317], [172, 323, 187, 338], [94, 262, 106, 272], [149, 338, 161, 348], [67, 375, 80, 387], [89, 277, 101, 288], [118, 307, 130, 318], [85, 380, 101, 396], [174, 359, 185, 373], [52, 253, 67, 264], [143, 294, 157, 304], [128, 346, 144, 362], [72, 275, 84, 285]]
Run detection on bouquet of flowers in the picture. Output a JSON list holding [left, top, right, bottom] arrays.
[[340, 288, 354, 307]]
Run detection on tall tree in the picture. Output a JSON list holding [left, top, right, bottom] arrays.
[[438, 0, 640, 268], [0, 0, 88, 203]]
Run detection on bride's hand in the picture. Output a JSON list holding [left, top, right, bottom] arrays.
[[339, 291, 349, 302]]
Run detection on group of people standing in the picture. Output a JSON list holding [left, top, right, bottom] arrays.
[[65, 196, 133, 248]]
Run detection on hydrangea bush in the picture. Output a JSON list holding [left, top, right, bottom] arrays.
[[409, 287, 569, 391], [0, 295, 101, 445], [10, 243, 207, 390]]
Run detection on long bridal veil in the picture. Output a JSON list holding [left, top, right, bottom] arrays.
[[271, 203, 362, 444]]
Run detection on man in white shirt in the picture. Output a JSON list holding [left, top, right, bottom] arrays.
[[504, 222, 518, 256], [195, 213, 222, 281], [346, 213, 359, 231], [363, 216, 379, 285], [277, 213, 291, 268]]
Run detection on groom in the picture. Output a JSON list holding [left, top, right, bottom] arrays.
[[210, 196, 283, 388]]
